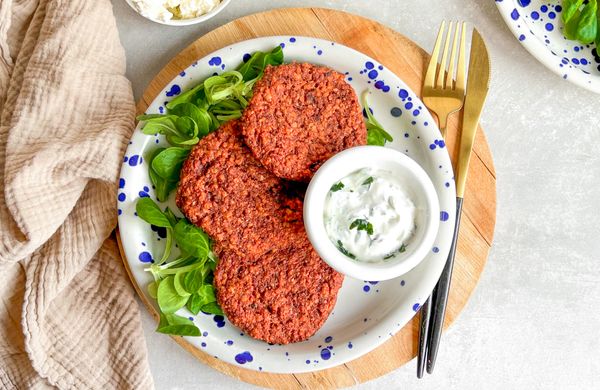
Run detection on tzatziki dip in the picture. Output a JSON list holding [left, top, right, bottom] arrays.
[[324, 168, 417, 263]]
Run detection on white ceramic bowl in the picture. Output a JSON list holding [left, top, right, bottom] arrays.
[[124, 0, 231, 26], [304, 146, 440, 281]]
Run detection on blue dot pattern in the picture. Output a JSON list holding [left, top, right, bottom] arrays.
[[166, 84, 181, 97], [497, 0, 599, 88], [235, 351, 253, 364]]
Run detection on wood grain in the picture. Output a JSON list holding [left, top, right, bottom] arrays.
[[122, 7, 497, 388]]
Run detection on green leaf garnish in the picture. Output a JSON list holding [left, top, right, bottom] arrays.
[[362, 91, 393, 146], [336, 240, 356, 259], [145, 148, 177, 202], [173, 219, 210, 260], [349, 218, 374, 235], [156, 313, 200, 336], [561, 0, 599, 44], [136, 198, 174, 263], [151, 147, 190, 180], [136, 197, 171, 228], [330, 182, 345, 192], [174, 271, 191, 297], [157, 276, 189, 314], [383, 244, 407, 259], [362, 177, 374, 186], [183, 268, 205, 294], [201, 301, 224, 315], [236, 46, 284, 81]]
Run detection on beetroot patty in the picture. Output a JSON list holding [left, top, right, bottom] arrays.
[[176, 120, 304, 257], [214, 233, 344, 344], [241, 63, 367, 182]]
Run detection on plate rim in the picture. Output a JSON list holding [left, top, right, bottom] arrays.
[[117, 35, 457, 373], [496, 0, 600, 94]]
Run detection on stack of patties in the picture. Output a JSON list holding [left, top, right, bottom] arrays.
[[176, 63, 367, 344]]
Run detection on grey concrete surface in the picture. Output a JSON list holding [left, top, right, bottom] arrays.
[[111, 0, 600, 388]]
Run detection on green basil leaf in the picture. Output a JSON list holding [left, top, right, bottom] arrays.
[[209, 99, 243, 123], [207, 259, 217, 272], [367, 127, 387, 146], [149, 167, 177, 202], [186, 292, 203, 315], [200, 302, 224, 315], [174, 271, 191, 297], [176, 116, 199, 137], [166, 83, 205, 110], [137, 114, 176, 121], [156, 313, 200, 336], [196, 109, 213, 136], [336, 240, 356, 259], [198, 284, 216, 303], [236, 46, 284, 81], [330, 182, 345, 192], [204, 71, 244, 105], [215, 112, 242, 122], [170, 103, 205, 134], [147, 280, 158, 299], [597, 10, 600, 46], [576, 0, 598, 43], [185, 284, 216, 314], [151, 147, 190, 180], [203, 74, 228, 90], [147, 147, 178, 202], [565, 10, 582, 40], [163, 207, 179, 228], [196, 93, 209, 110], [562, 0, 585, 23], [183, 268, 204, 293], [140, 117, 179, 136], [362, 92, 393, 146], [166, 134, 200, 147], [173, 219, 210, 259], [349, 218, 374, 235], [157, 276, 189, 314], [207, 111, 221, 131], [136, 198, 171, 227]]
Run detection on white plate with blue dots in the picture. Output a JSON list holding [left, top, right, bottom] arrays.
[[496, 0, 600, 93], [117, 36, 457, 373]]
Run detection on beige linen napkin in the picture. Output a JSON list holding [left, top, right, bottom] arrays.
[[0, 0, 153, 388]]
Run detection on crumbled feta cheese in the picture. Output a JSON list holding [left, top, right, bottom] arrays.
[[132, 0, 221, 22]]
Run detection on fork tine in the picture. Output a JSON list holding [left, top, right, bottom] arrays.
[[436, 21, 453, 89], [446, 21, 461, 90], [455, 22, 467, 91], [425, 21, 446, 89]]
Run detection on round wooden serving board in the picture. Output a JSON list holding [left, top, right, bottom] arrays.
[[121, 7, 497, 389]]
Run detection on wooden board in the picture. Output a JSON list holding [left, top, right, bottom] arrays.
[[122, 7, 497, 388]]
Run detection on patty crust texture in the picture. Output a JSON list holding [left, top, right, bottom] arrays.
[[241, 63, 367, 182], [176, 120, 303, 257], [214, 233, 344, 344], [176, 96, 346, 344]]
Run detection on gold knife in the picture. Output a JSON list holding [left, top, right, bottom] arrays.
[[425, 28, 491, 373]]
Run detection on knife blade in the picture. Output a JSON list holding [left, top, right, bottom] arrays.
[[456, 28, 490, 198]]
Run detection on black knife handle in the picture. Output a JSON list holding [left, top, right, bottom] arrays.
[[416, 295, 431, 378], [426, 196, 463, 374]]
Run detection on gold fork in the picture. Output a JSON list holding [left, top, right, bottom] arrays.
[[417, 20, 467, 379], [422, 21, 467, 136]]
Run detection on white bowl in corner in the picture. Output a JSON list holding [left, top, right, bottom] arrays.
[[124, 0, 231, 26], [304, 146, 440, 281]]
